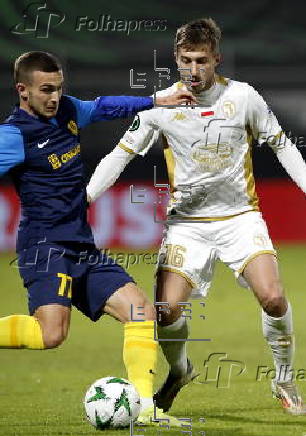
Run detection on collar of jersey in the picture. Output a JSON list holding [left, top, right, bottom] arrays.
[[13, 104, 58, 125], [196, 82, 221, 106], [176, 75, 225, 107]]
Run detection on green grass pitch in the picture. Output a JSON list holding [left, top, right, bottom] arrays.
[[1, 245, 306, 436]]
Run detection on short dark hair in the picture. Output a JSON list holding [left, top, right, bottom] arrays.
[[14, 51, 62, 84], [175, 18, 221, 55]]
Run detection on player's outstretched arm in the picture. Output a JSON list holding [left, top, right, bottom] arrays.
[[68, 90, 196, 128], [155, 90, 197, 107], [247, 86, 306, 194], [271, 138, 306, 194], [87, 146, 135, 203]]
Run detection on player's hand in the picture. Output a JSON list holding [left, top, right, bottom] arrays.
[[155, 90, 197, 107]]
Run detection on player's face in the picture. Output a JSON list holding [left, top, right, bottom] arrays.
[[20, 70, 64, 118], [176, 44, 220, 94]]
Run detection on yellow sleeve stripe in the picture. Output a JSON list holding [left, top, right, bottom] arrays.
[[118, 142, 136, 154]]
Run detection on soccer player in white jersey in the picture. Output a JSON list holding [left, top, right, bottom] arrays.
[[87, 18, 306, 415]]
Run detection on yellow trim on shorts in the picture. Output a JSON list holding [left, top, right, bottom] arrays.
[[158, 267, 197, 289], [118, 142, 136, 154], [169, 209, 259, 222], [237, 250, 277, 275]]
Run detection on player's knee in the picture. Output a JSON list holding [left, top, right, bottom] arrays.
[[123, 284, 156, 322], [156, 303, 182, 326], [105, 283, 156, 323], [127, 297, 156, 322], [42, 329, 67, 349], [142, 300, 156, 321], [259, 282, 286, 316]]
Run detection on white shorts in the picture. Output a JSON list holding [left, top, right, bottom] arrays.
[[157, 211, 276, 298]]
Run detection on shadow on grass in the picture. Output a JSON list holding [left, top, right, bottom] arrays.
[[206, 410, 306, 427]]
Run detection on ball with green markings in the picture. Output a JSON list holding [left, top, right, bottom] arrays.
[[84, 377, 141, 429]]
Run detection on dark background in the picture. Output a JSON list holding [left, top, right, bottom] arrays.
[[1, 0, 306, 184]]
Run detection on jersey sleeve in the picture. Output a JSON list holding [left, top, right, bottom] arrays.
[[246, 85, 284, 147], [0, 125, 25, 177], [118, 108, 161, 156], [67, 95, 153, 128], [246, 85, 306, 194]]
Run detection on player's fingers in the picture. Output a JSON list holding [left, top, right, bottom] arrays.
[[176, 97, 197, 106], [178, 90, 197, 104], [155, 91, 197, 107]]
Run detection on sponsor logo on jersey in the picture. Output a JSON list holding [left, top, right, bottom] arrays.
[[61, 144, 81, 163], [222, 101, 235, 119], [129, 115, 140, 131], [48, 153, 62, 169], [67, 120, 78, 135], [48, 144, 81, 170], [191, 143, 233, 171]]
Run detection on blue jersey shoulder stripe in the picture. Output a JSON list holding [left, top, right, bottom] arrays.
[[0, 124, 24, 177], [65, 95, 94, 129]]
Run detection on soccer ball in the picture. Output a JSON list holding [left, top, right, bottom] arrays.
[[84, 377, 141, 429]]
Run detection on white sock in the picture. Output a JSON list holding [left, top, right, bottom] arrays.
[[262, 302, 295, 383], [140, 397, 153, 412], [157, 317, 188, 376]]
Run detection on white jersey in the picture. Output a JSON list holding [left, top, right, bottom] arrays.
[[118, 76, 292, 219]]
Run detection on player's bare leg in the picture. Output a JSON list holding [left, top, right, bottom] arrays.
[[34, 304, 71, 348], [154, 270, 199, 412], [104, 282, 181, 426], [243, 253, 305, 414], [0, 304, 70, 350], [103, 282, 155, 322]]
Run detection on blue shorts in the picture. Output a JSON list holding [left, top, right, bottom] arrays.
[[17, 242, 135, 321]]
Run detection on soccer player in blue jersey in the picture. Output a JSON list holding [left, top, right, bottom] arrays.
[[0, 51, 194, 426]]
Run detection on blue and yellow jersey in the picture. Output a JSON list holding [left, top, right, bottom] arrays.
[[0, 94, 153, 250]]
